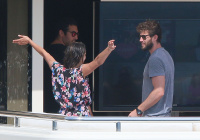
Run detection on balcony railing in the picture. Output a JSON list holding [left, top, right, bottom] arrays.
[[1, 110, 200, 132]]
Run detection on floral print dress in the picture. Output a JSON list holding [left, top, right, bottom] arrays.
[[51, 62, 92, 116]]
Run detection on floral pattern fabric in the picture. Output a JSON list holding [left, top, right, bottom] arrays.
[[51, 62, 91, 116]]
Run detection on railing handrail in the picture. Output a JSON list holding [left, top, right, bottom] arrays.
[[65, 116, 200, 121], [1, 110, 200, 122], [0, 110, 66, 120], [1, 110, 200, 131]]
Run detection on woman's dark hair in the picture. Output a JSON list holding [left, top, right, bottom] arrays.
[[136, 20, 162, 43], [63, 42, 86, 68]]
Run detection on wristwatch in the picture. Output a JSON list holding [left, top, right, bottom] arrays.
[[136, 107, 143, 116]]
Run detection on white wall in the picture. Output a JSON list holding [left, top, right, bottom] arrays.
[[32, 0, 44, 113]]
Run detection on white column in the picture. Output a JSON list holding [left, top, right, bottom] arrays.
[[32, 0, 44, 113]]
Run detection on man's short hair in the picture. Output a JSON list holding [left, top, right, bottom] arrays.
[[136, 20, 162, 43], [53, 17, 78, 40]]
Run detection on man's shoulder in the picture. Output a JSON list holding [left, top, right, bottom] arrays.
[[49, 43, 65, 48], [151, 48, 171, 59], [47, 44, 66, 53], [46, 43, 66, 63]]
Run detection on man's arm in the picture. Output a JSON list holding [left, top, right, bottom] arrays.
[[128, 75, 165, 117]]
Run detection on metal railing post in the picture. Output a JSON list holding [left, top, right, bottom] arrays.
[[14, 117, 20, 127], [52, 120, 57, 131], [116, 122, 121, 132]]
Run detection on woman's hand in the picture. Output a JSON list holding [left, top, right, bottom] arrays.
[[108, 40, 116, 51], [13, 35, 31, 45]]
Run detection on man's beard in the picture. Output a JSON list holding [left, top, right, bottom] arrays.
[[141, 41, 153, 51]]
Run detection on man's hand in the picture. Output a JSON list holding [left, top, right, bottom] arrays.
[[128, 109, 138, 117]]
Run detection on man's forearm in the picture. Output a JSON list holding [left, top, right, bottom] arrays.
[[138, 88, 164, 112]]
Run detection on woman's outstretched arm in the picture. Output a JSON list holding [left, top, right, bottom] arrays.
[[82, 40, 116, 77], [13, 35, 55, 68]]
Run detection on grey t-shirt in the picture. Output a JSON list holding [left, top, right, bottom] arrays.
[[142, 47, 174, 117]]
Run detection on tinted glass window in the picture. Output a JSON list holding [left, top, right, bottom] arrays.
[[95, 2, 200, 111]]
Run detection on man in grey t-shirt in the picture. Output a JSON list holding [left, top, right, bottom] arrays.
[[128, 20, 174, 117]]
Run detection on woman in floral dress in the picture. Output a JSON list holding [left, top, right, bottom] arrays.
[[13, 35, 116, 117]]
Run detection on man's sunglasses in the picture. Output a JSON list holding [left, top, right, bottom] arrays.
[[139, 35, 151, 40], [68, 31, 79, 37]]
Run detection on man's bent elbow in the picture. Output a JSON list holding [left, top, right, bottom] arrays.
[[156, 88, 165, 98], [158, 89, 165, 98]]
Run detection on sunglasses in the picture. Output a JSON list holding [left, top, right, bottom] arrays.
[[68, 31, 79, 37], [139, 35, 151, 40]]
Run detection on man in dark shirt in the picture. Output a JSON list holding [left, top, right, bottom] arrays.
[[44, 18, 79, 113]]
